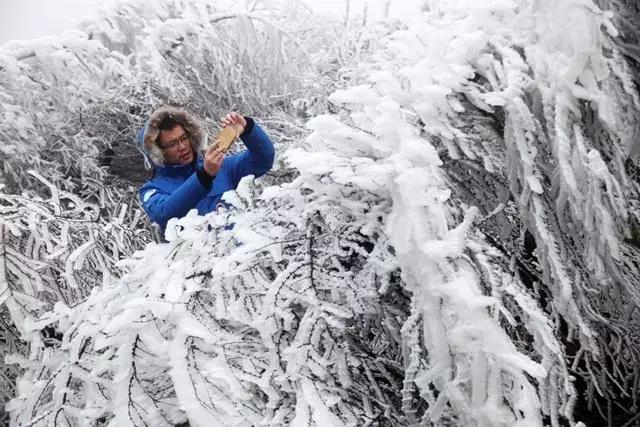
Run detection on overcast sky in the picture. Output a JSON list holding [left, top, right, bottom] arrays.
[[0, 0, 422, 46], [0, 0, 99, 45]]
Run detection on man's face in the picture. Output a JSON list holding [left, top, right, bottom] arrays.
[[158, 124, 194, 165]]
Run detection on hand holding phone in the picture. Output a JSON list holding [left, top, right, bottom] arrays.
[[220, 112, 246, 139]]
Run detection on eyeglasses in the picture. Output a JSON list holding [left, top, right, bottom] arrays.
[[159, 133, 190, 150]]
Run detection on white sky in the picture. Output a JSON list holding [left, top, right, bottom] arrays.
[[0, 0, 99, 44], [0, 0, 422, 45]]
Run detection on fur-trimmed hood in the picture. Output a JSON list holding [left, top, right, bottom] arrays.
[[138, 106, 207, 167]]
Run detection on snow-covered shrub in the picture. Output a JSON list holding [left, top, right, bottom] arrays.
[[0, 171, 150, 322], [5, 0, 640, 426], [0, 0, 311, 192], [0, 171, 151, 424], [0, 0, 374, 324], [0, 0, 375, 422], [318, 0, 639, 424], [0, 313, 23, 427], [7, 176, 405, 425]]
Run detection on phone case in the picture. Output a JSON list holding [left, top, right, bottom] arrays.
[[215, 127, 237, 152]]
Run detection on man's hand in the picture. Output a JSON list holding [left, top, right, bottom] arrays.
[[220, 112, 246, 136], [204, 146, 224, 176]]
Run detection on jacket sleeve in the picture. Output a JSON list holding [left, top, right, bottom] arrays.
[[228, 117, 275, 186], [139, 172, 211, 228]]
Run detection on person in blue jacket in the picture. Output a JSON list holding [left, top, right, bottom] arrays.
[[137, 106, 275, 234]]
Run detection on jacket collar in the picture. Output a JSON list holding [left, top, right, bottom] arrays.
[[154, 152, 204, 177]]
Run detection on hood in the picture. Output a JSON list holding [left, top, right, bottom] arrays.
[[137, 106, 207, 167]]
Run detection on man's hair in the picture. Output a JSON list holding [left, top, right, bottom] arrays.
[[158, 116, 181, 131]]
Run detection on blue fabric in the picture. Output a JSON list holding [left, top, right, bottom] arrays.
[[138, 119, 274, 233]]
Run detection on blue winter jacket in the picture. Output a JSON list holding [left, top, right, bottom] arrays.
[[138, 118, 274, 233]]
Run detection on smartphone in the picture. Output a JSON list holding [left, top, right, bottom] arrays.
[[215, 127, 237, 153]]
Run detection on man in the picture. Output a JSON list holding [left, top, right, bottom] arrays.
[[137, 106, 275, 233]]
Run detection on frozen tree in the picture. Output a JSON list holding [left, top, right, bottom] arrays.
[[7, 175, 401, 425], [0, 171, 152, 421], [0, 0, 309, 194], [284, 0, 640, 422], [0, 0, 373, 423], [4, 0, 640, 426], [289, 0, 640, 424]]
